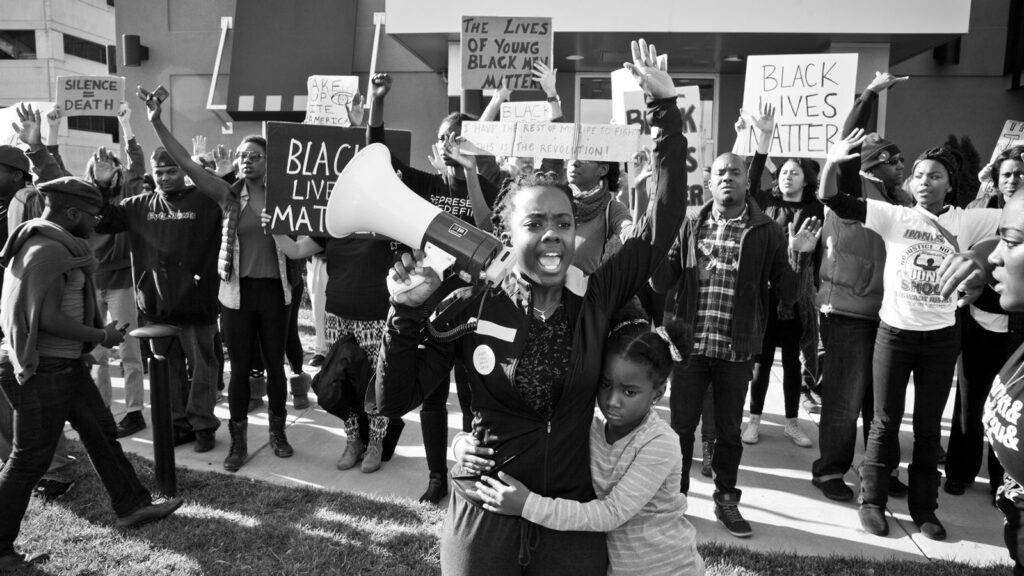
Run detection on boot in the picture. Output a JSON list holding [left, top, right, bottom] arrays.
[[223, 419, 248, 472], [337, 415, 366, 470], [362, 415, 388, 473], [269, 412, 294, 458], [701, 440, 715, 478], [290, 373, 311, 410], [419, 411, 451, 504]]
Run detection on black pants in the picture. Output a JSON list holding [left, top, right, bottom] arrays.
[[285, 279, 305, 374], [947, 312, 1006, 490], [750, 302, 802, 419], [224, 278, 290, 420]]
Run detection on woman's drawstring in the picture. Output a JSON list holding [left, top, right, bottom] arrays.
[[517, 519, 540, 566]]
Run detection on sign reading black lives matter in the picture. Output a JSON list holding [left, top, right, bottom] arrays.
[[265, 122, 411, 236], [56, 75, 125, 117], [461, 16, 552, 91]]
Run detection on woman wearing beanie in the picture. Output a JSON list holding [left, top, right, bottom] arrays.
[[739, 105, 824, 449], [819, 129, 1002, 540]]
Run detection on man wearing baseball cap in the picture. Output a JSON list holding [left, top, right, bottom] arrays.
[[0, 177, 181, 570]]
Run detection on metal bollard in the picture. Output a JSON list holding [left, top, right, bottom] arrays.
[[129, 324, 181, 498]]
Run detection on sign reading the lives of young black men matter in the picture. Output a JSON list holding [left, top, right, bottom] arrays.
[[265, 122, 411, 236], [733, 54, 858, 158], [56, 75, 124, 117], [461, 16, 553, 91]]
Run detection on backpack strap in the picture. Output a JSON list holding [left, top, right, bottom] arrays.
[[913, 205, 959, 252]]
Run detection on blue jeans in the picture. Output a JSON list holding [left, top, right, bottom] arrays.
[[0, 356, 151, 556], [160, 323, 221, 433], [860, 322, 960, 520], [669, 355, 753, 496], [812, 313, 878, 481]]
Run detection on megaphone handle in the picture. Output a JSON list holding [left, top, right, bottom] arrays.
[[386, 245, 456, 297]]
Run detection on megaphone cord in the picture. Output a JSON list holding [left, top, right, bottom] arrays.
[[425, 286, 490, 343]]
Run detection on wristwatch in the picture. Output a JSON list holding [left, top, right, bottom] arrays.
[[546, 95, 560, 103]]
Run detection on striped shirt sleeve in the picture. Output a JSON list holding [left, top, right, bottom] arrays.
[[521, 433, 676, 532]]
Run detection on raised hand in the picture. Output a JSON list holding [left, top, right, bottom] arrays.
[[370, 73, 392, 100], [192, 135, 207, 157], [347, 92, 365, 126], [788, 217, 822, 253], [747, 102, 776, 135], [116, 101, 131, 123], [213, 144, 234, 176], [828, 128, 868, 164], [623, 38, 674, 100], [136, 85, 163, 122], [92, 146, 118, 185], [12, 104, 43, 150], [427, 147, 446, 174], [45, 107, 63, 127], [866, 71, 909, 94], [532, 61, 557, 96], [441, 133, 475, 170]]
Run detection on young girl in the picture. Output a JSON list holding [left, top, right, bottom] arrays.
[[472, 308, 704, 576]]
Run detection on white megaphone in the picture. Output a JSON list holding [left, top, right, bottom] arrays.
[[326, 143, 514, 295]]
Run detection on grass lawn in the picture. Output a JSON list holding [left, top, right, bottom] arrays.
[[3, 441, 1013, 576]]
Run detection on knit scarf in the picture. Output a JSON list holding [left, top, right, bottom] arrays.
[[571, 181, 611, 224]]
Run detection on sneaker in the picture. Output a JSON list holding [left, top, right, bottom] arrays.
[[115, 497, 183, 528], [116, 411, 147, 438], [194, 430, 215, 453], [784, 420, 813, 448], [361, 443, 383, 473], [309, 353, 326, 368], [801, 391, 821, 415], [741, 415, 760, 445], [811, 477, 854, 501], [888, 473, 908, 497], [33, 478, 75, 501], [714, 500, 752, 538]]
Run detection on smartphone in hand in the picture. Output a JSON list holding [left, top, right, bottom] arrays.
[[152, 85, 169, 104]]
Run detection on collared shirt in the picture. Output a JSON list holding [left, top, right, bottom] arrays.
[[693, 206, 749, 361]]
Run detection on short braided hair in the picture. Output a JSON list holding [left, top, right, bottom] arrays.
[[490, 171, 576, 239]]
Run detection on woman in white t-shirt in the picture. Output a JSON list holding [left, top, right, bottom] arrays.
[[819, 129, 1001, 541]]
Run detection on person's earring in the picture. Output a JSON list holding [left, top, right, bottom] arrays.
[[500, 232, 511, 247]]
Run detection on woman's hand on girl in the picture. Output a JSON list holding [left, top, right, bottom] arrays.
[[453, 430, 496, 475], [623, 39, 674, 100], [476, 472, 530, 516]]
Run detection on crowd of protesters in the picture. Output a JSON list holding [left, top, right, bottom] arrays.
[[1, 33, 1024, 575]]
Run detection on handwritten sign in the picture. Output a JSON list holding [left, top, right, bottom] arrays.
[[56, 76, 124, 117], [461, 16, 552, 90], [265, 122, 411, 236], [460, 121, 639, 162], [733, 53, 858, 158], [460, 122, 516, 156], [992, 120, 1024, 162], [500, 101, 550, 123], [611, 68, 706, 206], [304, 75, 359, 127]]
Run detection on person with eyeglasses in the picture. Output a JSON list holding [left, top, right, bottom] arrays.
[[136, 89, 298, 473], [810, 71, 916, 504], [94, 89, 225, 457]]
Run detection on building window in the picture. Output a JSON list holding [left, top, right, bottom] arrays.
[[68, 116, 120, 144], [63, 33, 107, 64], [0, 30, 37, 60]]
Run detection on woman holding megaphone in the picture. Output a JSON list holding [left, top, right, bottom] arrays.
[[377, 39, 687, 575]]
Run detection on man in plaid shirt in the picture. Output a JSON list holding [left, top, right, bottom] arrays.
[[652, 152, 820, 538]]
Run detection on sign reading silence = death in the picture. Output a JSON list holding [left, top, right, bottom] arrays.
[[56, 75, 125, 117], [461, 16, 553, 91], [733, 53, 858, 158], [265, 122, 411, 236]]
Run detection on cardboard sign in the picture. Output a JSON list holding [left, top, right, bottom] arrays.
[[460, 121, 639, 162], [265, 122, 411, 236], [992, 120, 1024, 162], [304, 75, 360, 127], [56, 76, 124, 117], [611, 69, 706, 206], [500, 101, 550, 123], [461, 16, 553, 90], [733, 53, 858, 158]]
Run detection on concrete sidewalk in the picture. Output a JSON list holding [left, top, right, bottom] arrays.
[[100, 360, 1012, 570]]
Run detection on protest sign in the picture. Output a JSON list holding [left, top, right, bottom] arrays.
[[304, 75, 360, 127], [461, 16, 552, 90], [0, 102, 56, 146], [611, 68, 706, 206], [460, 121, 639, 162], [992, 120, 1024, 162], [733, 53, 857, 158], [461, 121, 516, 156], [500, 101, 550, 123], [265, 122, 411, 236], [56, 76, 123, 117]]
